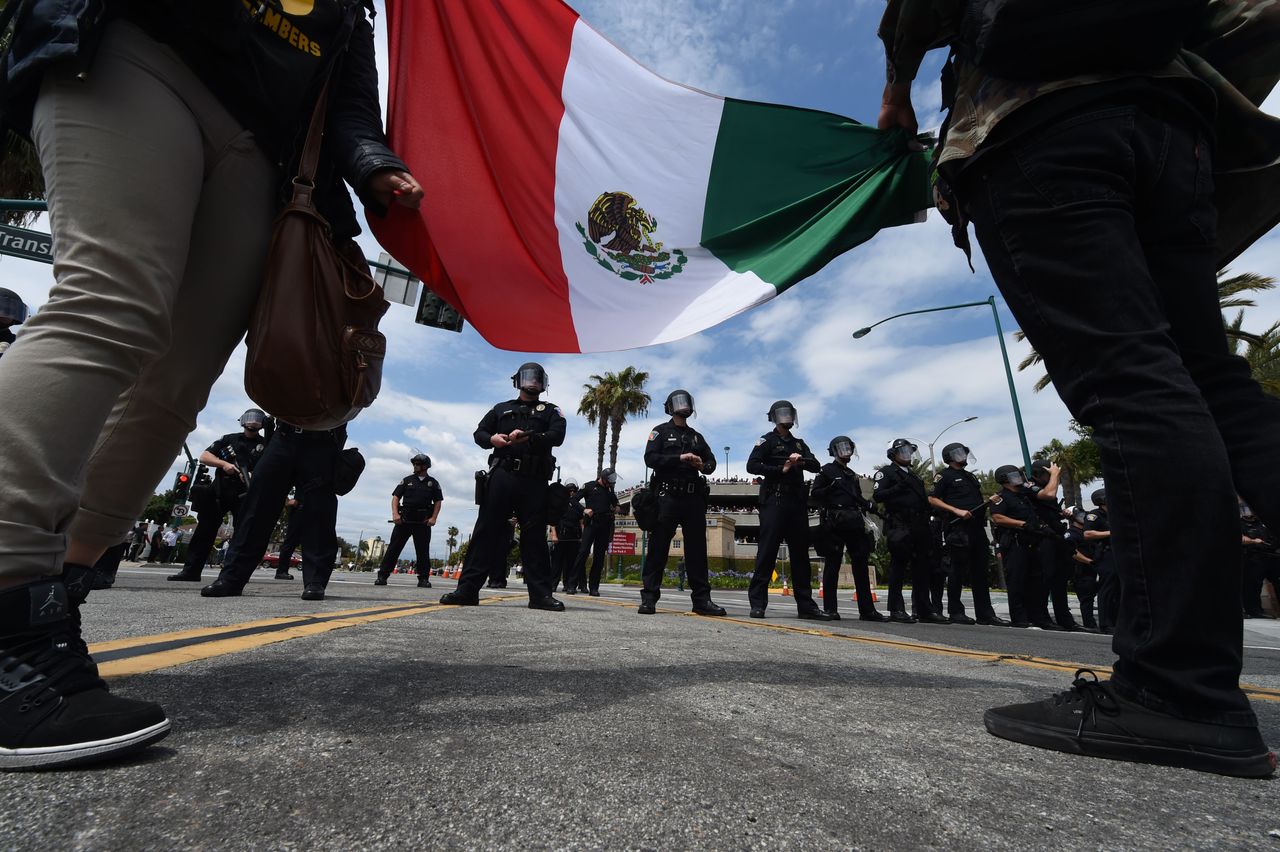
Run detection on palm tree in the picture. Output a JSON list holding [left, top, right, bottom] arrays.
[[578, 374, 616, 473], [606, 366, 649, 470], [1228, 317, 1280, 398], [1015, 271, 1276, 392], [446, 525, 460, 563], [0, 3, 44, 226]]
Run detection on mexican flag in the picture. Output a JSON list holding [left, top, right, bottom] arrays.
[[371, 0, 932, 354]]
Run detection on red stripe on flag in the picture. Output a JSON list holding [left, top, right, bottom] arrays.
[[371, 0, 581, 352]]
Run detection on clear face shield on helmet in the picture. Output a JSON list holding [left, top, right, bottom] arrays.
[[516, 365, 546, 394], [831, 438, 856, 461], [601, 470, 618, 486], [668, 391, 694, 418], [411, 454, 430, 469], [943, 446, 974, 466], [770, 406, 797, 428], [1006, 471, 1025, 487], [891, 444, 920, 465], [239, 408, 266, 430]]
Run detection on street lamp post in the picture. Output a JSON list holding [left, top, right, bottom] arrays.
[[928, 416, 978, 478], [853, 295, 1033, 472], [723, 446, 730, 478]]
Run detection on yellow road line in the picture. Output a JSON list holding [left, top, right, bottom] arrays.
[[94, 597, 512, 678], [578, 596, 1280, 704]]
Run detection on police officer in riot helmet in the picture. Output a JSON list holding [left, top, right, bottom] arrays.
[[1021, 459, 1081, 630], [638, 389, 727, 616], [1083, 488, 1116, 633], [168, 408, 271, 582], [443, 362, 567, 610], [573, 467, 620, 595], [746, 401, 828, 620], [928, 443, 1006, 626], [811, 436, 886, 621], [0, 287, 28, 358], [874, 438, 947, 624], [988, 465, 1054, 628], [375, 453, 443, 587], [1065, 505, 1099, 629], [550, 479, 584, 593]]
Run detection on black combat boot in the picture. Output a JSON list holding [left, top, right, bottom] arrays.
[[0, 579, 169, 771]]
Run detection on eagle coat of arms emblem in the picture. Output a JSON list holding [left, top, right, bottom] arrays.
[[575, 191, 687, 284]]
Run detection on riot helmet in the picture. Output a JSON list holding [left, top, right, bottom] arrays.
[[1090, 488, 1107, 508], [564, 478, 579, 492], [599, 467, 618, 485], [664, 389, 695, 418], [0, 288, 28, 325], [239, 408, 266, 430], [886, 438, 919, 465], [994, 465, 1024, 486], [767, 400, 797, 428], [828, 436, 857, 460], [1030, 458, 1053, 483], [411, 453, 431, 469], [512, 362, 548, 394], [941, 442, 974, 467]]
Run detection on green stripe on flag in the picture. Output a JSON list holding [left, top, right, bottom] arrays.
[[701, 98, 933, 290]]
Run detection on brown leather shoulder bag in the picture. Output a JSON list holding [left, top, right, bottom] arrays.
[[243, 75, 389, 430]]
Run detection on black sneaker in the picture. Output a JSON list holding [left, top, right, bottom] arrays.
[[985, 670, 1277, 779], [1, 581, 169, 771]]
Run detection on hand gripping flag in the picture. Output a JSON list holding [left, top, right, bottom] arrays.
[[371, 0, 932, 354]]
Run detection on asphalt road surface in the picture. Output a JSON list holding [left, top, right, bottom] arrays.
[[3, 563, 1279, 850]]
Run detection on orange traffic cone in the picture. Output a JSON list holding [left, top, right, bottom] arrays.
[[781, 578, 791, 597], [852, 589, 879, 602]]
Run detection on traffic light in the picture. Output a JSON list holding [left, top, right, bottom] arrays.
[[173, 470, 192, 503]]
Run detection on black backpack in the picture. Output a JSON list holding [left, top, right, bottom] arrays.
[[959, 0, 1207, 81]]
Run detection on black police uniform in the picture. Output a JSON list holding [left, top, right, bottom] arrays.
[[378, 474, 443, 581], [873, 463, 941, 620], [747, 430, 822, 614], [1065, 520, 1099, 628], [930, 467, 999, 621], [458, 398, 566, 601], [554, 498, 584, 592], [811, 461, 880, 618], [574, 479, 619, 594], [175, 431, 268, 579], [640, 420, 717, 608], [0, 325, 14, 354], [1083, 509, 1116, 632], [990, 487, 1052, 627], [1241, 515, 1278, 617], [208, 423, 347, 596], [1022, 483, 1079, 629]]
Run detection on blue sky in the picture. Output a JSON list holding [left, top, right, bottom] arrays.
[[2, 0, 1278, 560]]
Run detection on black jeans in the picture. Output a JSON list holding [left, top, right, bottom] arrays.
[[276, 505, 304, 572], [218, 428, 342, 590], [573, 516, 614, 593], [379, 522, 432, 578], [964, 93, 1280, 723], [553, 539, 580, 590], [750, 494, 816, 611], [641, 493, 712, 605], [459, 467, 552, 599]]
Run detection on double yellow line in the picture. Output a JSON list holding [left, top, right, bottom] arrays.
[[90, 593, 1280, 704]]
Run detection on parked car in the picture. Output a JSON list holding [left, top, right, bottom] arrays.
[[262, 551, 302, 568]]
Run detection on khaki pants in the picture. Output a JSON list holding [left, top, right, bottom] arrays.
[[0, 21, 275, 577]]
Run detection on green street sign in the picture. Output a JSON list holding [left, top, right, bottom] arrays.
[[0, 224, 52, 264], [415, 286, 465, 333]]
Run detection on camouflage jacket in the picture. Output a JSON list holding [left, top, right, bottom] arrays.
[[879, 0, 1280, 265]]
